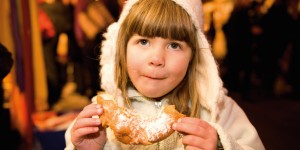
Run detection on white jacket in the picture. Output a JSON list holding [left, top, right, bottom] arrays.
[[65, 88, 264, 150]]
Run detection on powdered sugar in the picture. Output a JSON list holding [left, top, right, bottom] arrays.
[[114, 108, 174, 143], [144, 113, 173, 141]]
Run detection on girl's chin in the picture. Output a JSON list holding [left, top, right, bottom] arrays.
[[139, 90, 166, 99]]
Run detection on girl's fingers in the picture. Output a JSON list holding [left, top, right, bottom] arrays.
[[173, 117, 216, 138], [183, 135, 217, 150], [71, 104, 105, 137], [173, 121, 205, 137], [73, 117, 101, 129], [185, 145, 201, 150], [77, 104, 103, 119], [173, 117, 218, 150], [178, 117, 210, 128], [182, 135, 205, 148], [72, 125, 100, 138]]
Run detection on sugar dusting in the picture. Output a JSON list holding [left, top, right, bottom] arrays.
[[144, 113, 173, 141], [114, 108, 174, 143]]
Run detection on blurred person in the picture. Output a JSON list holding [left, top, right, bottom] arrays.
[[286, 0, 300, 99], [71, 0, 122, 98], [39, 0, 123, 111], [39, 0, 81, 108], [222, 0, 255, 97], [254, 0, 294, 94], [0, 43, 21, 149], [203, 0, 234, 62]]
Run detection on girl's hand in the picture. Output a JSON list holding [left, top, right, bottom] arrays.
[[71, 104, 107, 150], [173, 117, 218, 150]]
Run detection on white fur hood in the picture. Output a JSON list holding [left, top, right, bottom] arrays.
[[99, 0, 224, 121]]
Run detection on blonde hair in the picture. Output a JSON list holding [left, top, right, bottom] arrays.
[[115, 0, 203, 117]]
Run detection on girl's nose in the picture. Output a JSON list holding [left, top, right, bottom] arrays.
[[149, 47, 165, 67]]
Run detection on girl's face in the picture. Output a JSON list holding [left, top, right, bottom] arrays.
[[126, 34, 192, 98]]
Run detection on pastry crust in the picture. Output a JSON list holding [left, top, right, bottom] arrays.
[[97, 96, 185, 145]]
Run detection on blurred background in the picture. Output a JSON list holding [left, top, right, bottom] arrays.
[[0, 0, 299, 149]]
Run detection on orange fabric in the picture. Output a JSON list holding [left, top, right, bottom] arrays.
[[10, 85, 30, 137]]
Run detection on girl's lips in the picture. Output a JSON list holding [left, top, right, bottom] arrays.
[[144, 75, 164, 80]]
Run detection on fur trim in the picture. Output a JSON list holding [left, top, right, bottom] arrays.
[[172, 0, 204, 30], [99, 0, 223, 121], [100, 23, 119, 96], [210, 122, 235, 150]]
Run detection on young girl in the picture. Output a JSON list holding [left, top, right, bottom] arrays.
[[65, 0, 265, 149]]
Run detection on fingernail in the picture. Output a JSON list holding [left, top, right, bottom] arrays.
[[97, 108, 102, 113], [93, 127, 99, 131], [173, 123, 177, 129], [95, 118, 101, 124]]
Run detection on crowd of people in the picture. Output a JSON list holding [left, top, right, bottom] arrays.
[[37, 0, 300, 111], [38, 0, 124, 109], [204, 0, 300, 99]]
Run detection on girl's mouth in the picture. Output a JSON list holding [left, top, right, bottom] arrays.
[[144, 75, 164, 80]]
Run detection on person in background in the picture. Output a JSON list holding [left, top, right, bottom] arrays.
[[254, 0, 294, 95], [65, 0, 265, 149], [38, 0, 123, 109], [286, 0, 300, 99], [0, 43, 21, 149], [72, 0, 122, 98], [222, 0, 255, 97], [38, 0, 80, 108]]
